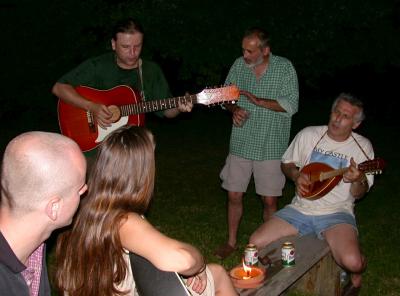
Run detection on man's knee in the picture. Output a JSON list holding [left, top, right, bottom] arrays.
[[249, 232, 264, 248], [262, 196, 278, 207], [340, 252, 366, 273], [249, 226, 274, 249], [228, 192, 243, 204]]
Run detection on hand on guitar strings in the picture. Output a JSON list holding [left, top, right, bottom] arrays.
[[186, 268, 208, 294], [343, 157, 364, 183], [177, 100, 193, 113]]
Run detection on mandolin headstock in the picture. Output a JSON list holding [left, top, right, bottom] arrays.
[[358, 157, 386, 175]]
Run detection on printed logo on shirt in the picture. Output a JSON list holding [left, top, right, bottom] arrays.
[[310, 148, 349, 169]]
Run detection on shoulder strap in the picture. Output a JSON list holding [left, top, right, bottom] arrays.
[[351, 133, 371, 160], [138, 59, 145, 101]]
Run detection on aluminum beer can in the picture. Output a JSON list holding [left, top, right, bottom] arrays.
[[281, 242, 295, 267], [244, 244, 258, 266]]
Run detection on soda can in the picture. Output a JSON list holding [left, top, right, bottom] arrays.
[[244, 244, 258, 266], [281, 242, 295, 267]]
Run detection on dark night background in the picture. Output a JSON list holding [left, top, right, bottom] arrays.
[[1, 1, 400, 294], [1, 0, 400, 147]]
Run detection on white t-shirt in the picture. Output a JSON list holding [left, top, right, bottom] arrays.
[[282, 126, 374, 216]]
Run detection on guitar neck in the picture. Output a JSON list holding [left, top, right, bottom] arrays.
[[120, 95, 197, 116]]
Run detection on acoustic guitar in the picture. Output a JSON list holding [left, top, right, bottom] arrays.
[[300, 158, 385, 200], [58, 84, 240, 152]]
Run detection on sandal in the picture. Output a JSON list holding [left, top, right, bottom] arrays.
[[214, 243, 237, 260]]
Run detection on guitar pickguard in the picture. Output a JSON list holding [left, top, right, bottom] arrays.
[[95, 116, 129, 143]]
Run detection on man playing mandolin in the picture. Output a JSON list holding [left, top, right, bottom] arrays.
[[250, 93, 378, 296], [52, 17, 192, 131]]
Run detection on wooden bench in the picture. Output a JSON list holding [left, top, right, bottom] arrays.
[[237, 234, 343, 296]]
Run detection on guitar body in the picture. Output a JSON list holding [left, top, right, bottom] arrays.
[[301, 162, 343, 200], [58, 85, 144, 152]]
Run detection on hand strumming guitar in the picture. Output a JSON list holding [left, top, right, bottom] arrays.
[[281, 162, 312, 198], [295, 171, 312, 198], [88, 102, 114, 128]]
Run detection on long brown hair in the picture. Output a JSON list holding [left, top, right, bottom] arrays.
[[55, 126, 155, 296]]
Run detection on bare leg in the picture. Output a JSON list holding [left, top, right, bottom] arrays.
[[227, 191, 243, 247], [324, 224, 366, 288], [261, 196, 278, 222], [249, 216, 298, 249], [208, 263, 238, 296]]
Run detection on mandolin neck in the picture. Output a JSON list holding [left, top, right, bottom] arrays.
[[319, 167, 348, 181]]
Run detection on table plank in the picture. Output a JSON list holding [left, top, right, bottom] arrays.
[[237, 234, 331, 296]]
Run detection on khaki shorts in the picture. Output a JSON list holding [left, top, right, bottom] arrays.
[[220, 154, 285, 196]]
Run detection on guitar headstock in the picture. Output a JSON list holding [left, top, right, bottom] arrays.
[[358, 158, 386, 175], [196, 85, 240, 106]]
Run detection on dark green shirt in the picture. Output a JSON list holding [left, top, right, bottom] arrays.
[[58, 52, 172, 102]]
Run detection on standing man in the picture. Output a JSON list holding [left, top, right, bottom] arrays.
[[250, 94, 373, 295], [52, 17, 192, 130], [214, 27, 299, 259], [0, 132, 87, 295]]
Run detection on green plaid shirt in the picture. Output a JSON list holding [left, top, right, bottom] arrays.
[[225, 54, 299, 160]]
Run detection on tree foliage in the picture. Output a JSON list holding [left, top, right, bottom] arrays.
[[1, 0, 399, 113]]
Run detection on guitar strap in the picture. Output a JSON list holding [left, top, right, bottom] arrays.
[[351, 133, 371, 160], [312, 130, 327, 151], [138, 58, 145, 101]]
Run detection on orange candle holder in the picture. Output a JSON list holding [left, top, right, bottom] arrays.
[[229, 265, 266, 289]]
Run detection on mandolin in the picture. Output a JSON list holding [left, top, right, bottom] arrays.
[[300, 158, 385, 200]]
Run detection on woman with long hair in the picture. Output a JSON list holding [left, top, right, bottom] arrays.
[[55, 126, 237, 296]]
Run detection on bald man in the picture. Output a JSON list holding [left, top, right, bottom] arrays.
[[0, 132, 87, 296]]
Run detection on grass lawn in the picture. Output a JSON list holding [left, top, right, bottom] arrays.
[[16, 98, 400, 295]]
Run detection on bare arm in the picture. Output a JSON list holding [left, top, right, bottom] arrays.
[[52, 82, 113, 127], [240, 90, 286, 112], [52, 82, 93, 110], [119, 213, 204, 276]]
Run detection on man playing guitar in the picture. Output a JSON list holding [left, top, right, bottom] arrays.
[[52, 18, 192, 132]]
